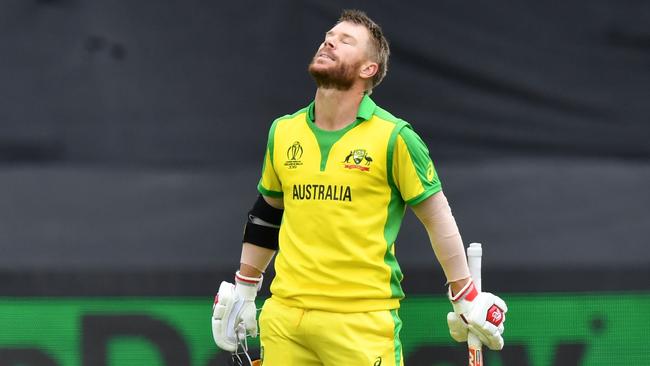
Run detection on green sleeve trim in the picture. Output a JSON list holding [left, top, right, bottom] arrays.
[[405, 185, 441, 206], [257, 183, 283, 198]]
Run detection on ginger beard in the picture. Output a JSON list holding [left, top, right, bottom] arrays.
[[308, 52, 364, 91]]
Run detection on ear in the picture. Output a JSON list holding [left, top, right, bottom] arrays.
[[359, 61, 379, 81]]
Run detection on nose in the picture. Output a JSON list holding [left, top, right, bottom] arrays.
[[323, 37, 335, 49]]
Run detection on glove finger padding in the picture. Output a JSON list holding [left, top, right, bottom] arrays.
[[465, 292, 507, 350], [212, 281, 238, 352], [446, 312, 468, 342], [468, 322, 504, 350], [240, 302, 258, 337]]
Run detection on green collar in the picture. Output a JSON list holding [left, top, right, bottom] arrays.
[[307, 94, 377, 124]]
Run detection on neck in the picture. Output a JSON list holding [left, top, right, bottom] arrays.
[[313, 86, 365, 131]]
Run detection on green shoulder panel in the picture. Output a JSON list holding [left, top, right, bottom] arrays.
[[398, 127, 442, 206]]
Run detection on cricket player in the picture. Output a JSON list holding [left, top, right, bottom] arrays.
[[212, 9, 507, 365]]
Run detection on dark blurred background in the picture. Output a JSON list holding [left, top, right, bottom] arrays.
[[1, 1, 650, 364], [2, 0, 648, 295]]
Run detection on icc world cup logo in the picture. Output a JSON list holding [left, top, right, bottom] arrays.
[[287, 141, 303, 161], [284, 141, 304, 169]]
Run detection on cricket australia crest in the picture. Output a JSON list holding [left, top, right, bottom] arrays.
[[343, 148, 372, 172]]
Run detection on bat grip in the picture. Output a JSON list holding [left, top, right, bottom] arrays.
[[467, 243, 483, 366]]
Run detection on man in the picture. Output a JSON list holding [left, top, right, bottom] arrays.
[[212, 9, 507, 365]]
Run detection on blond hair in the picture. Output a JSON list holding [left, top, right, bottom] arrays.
[[338, 9, 390, 92]]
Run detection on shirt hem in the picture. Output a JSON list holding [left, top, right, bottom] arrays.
[[270, 295, 401, 313]]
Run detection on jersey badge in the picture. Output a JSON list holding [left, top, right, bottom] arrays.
[[343, 148, 372, 172], [284, 141, 304, 169]]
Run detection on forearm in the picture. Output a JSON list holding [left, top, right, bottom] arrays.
[[240, 243, 276, 277], [412, 191, 471, 285]]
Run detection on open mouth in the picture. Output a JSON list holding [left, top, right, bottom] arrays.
[[317, 52, 335, 61]]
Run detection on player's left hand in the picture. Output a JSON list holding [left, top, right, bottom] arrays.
[[211, 271, 262, 352], [447, 280, 507, 350]]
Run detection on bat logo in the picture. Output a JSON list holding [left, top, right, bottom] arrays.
[[469, 349, 482, 366]]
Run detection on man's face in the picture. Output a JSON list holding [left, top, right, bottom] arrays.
[[308, 21, 372, 91]]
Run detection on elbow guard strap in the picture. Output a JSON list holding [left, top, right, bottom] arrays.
[[242, 195, 283, 250]]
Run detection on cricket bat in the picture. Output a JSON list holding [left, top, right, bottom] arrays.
[[467, 242, 483, 366]]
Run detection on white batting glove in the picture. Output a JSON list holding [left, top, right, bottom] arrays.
[[446, 312, 469, 342], [211, 271, 262, 352], [447, 280, 507, 351]]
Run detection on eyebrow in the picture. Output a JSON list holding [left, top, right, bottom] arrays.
[[325, 30, 357, 41]]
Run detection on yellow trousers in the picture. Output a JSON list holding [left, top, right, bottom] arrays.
[[259, 297, 404, 366]]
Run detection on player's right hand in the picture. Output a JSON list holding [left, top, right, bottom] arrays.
[[447, 280, 508, 350], [211, 272, 262, 352]]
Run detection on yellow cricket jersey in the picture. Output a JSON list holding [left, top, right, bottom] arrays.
[[258, 95, 441, 313]]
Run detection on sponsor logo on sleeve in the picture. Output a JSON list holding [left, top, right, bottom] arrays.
[[426, 161, 435, 181]]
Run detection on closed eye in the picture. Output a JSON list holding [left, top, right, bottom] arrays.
[[341, 36, 355, 45], [324, 31, 356, 46]]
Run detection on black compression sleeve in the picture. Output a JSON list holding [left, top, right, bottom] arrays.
[[250, 195, 283, 226], [242, 195, 283, 250]]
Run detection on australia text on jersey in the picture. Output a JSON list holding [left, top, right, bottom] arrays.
[[292, 184, 352, 201]]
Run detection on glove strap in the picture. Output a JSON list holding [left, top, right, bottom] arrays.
[[235, 271, 263, 286], [449, 279, 478, 302], [235, 271, 263, 300]]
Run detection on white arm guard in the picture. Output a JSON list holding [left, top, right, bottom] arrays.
[[411, 192, 471, 283], [211, 271, 262, 352]]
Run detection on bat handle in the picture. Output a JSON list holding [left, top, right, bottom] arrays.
[[467, 243, 482, 292], [468, 333, 483, 366], [467, 243, 483, 366]]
